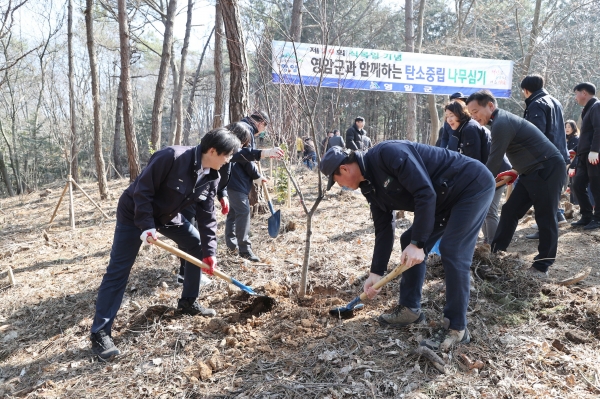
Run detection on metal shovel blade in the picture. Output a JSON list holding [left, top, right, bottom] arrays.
[[268, 209, 281, 238]]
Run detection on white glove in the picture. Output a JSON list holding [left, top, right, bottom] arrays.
[[140, 228, 157, 245], [254, 175, 268, 186], [262, 147, 284, 159], [568, 168, 576, 178], [588, 151, 599, 165]]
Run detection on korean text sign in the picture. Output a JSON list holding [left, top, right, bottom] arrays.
[[272, 41, 514, 98]]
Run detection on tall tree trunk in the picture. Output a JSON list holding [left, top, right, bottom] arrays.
[[113, 83, 124, 176], [0, 150, 14, 196], [523, 0, 542, 75], [428, 95, 439, 145], [221, 0, 249, 122], [118, 0, 140, 181], [150, 0, 178, 151], [85, 0, 109, 199], [68, 0, 79, 182], [290, 0, 303, 41], [184, 27, 215, 143], [168, 50, 178, 145], [212, 0, 224, 128], [405, 0, 416, 142], [172, 0, 193, 145]]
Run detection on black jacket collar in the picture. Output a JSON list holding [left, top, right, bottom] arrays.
[[582, 97, 599, 119], [525, 88, 548, 107]]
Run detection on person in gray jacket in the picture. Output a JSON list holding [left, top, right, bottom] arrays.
[[467, 90, 566, 278]]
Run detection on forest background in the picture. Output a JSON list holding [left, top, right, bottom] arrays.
[[0, 0, 599, 198]]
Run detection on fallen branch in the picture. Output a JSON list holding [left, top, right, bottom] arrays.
[[557, 267, 591, 286], [410, 346, 446, 373]]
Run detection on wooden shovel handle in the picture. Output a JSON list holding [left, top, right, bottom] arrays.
[[147, 237, 231, 283], [359, 263, 410, 302], [256, 162, 272, 203]]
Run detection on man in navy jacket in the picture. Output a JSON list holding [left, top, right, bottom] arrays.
[[90, 128, 240, 359], [320, 143, 494, 352]]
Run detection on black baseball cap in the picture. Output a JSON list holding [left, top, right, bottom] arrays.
[[450, 92, 468, 101], [319, 146, 350, 190]]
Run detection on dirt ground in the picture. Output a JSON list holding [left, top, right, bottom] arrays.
[[1, 168, 599, 398]]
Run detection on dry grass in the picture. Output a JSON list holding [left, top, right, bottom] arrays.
[[1, 168, 599, 398]]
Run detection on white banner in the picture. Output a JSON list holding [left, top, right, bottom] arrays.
[[272, 41, 514, 98]]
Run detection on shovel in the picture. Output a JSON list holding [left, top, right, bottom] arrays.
[[329, 262, 410, 319], [147, 237, 258, 296], [257, 163, 280, 238]]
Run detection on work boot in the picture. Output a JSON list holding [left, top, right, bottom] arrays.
[[583, 219, 600, 230], [420, 318, 470, 352], [571, 217, 592, 227], [239, 250, 261, 262], [378, 305, 425, 328], [525, 231, 539, 239], [90, 330, 120, 359], [526, 266, 549, 279], [178, 298, 216, 317]]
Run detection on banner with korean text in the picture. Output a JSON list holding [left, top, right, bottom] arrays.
[[272, 41, 514, 98]]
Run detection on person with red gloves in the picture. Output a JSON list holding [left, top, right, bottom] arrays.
[[89, 128, 240, 360], [467, 90, 567, 279]]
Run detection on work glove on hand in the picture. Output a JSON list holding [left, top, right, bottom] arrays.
[[254, 175, 268, 186], [363, 273, 382, 300], [589, 151, 599, 165], [569, 150, 576, 160], [140, 228, 157, 245], [202, 256, 216, 276], [569, 168, 576, 178], [219, 197, 229, 215], [496, 169, 518, 186], [262, 147, 284, 159]]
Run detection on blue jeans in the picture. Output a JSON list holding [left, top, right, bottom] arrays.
[[304, 152, 316, 170], [91, 219, 205, 334], [399, 175, 495, 331], [225, 189, 252, 252]]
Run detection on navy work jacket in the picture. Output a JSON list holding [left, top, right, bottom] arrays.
[[117, 145, 219, 258], [357, 141, 493, 275]]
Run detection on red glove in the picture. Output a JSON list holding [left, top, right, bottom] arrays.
[[219, 197, 229, 215], [202, 256, 216, 276], [568, 150, 576, 159], [496, 170, 518, 186]]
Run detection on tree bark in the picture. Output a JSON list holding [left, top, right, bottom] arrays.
[[184, 27, 215, 144], [118, 0, 140, 181], [113, 83, 124, 176], [523, 0, 542, 75], [0, 150, 14, 196], [212, 0, 225, 128], [68, 0, 79, 182], [85, 0, 109, 199], [221, 0, 249, 122], [168, 48, 178, 146], [405, 0, 417, 142], [150, 0, 178, 151], [427, 95, 439, 145], [172, 0, 194, 145], [290, 0, 303, 41]]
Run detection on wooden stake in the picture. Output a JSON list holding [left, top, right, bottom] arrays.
[[69, 178, 110, 219], [287, 173, 292, 208], [68, 175, 76, 229], [49, 180, 70, 224], [7, 266, 16, 286]]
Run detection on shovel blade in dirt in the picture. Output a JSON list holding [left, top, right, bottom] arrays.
[[267, 202, 281, 238]]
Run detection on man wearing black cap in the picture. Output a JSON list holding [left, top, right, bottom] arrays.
[[437, 92, 468, 148], [320, 143, 494, 352]]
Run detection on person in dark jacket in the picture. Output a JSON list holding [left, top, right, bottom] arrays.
[[346, 116, 367, 150], [320, 143, 494, 352], [520, 75, 569, 238], [303, 136, 317, 170], [443, 100, 511, 244], [467, 90, 567, 278], [437, 92, 468, 149], [225, 111, 274, 262], [90, 128, 240, 359], [328, 129, 345, 149], [570, 82, 600, 230], [565, 120, 580, 204]]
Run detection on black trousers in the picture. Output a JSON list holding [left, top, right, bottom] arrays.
[[572, 154, 600, 220], [179, 207, 198, 276], [492, 156, 566, 272]]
